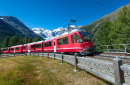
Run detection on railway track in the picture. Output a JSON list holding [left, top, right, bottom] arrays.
[[84, 54, 130, 65]]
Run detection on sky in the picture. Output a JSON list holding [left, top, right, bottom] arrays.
[[0, 0, 130, 30]]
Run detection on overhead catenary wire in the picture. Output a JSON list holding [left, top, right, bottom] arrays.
[[74, 0, 100, 20], [72, 0, 120, 25], [63, 0, 122, 28], [83, 0, 119, 17]]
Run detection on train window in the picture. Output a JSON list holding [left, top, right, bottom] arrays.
[[71, 35, 74, 43], [11, 48, 14, 50], [57, 36, 68, 45], [16, 47, 19, 50], [23, 46, 25, 49], [45, 41, 51, 47], [57, 38, 62, 45], [80, 32, 90, 41], [36, 44, 41, 48], [63, 36, 68, 44], [31, 45, 35, 48], [74, 34, 83, 43]]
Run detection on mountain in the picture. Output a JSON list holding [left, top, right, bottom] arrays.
[[81, 4, 130, 44], [32, 25, 84, 40], [0, 16, 42, 46], [0, 16, 42, 39]]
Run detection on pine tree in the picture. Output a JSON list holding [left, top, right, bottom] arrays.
[[27, 38, 32, 43], [97, 21, 112, 45], [23, 37, 26, 44], [9, 35, 19, 46], [19, 38, 23, 45], [97, 5, 130, 51], [2, 36, 10, 48], [33, 35, 41, 42], [109, 5, 130, 44]]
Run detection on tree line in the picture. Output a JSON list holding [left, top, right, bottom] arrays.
[[1, 35, 41, 48], [97, 5, 130, 50]]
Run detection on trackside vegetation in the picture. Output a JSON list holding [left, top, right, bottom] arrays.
[[97, 5, 130, 51], [1, 35, 41, 48], [0, 56, 112, 85]]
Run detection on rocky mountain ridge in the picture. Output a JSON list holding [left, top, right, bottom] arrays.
[[32, 25, 84, 40]]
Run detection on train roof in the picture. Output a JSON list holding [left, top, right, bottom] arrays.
[[26, 41, 44, 45], [11, 45, 23, 47]]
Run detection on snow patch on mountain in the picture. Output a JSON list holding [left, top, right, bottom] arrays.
[[0, 18, 3, 19], [32, 25, 84, 40]]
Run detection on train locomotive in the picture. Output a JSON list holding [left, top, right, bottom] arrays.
[[0, 29, 94, 55]]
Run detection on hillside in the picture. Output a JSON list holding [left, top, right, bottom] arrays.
[[81, 4, 130, 44], [0, 16, 42, 46], [0, 19, 24, 46]]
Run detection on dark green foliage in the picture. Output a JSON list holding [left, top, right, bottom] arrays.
[[1, 36, 33, 48], [110, 6, 130, 44], [0, 19, 24, 47], [9, 35, 19, 46], [2, 36, 10, 48], [33, 35, 41, 42], [19, 38, 23, 45], [97, 5, 130, 50], [97, 21, 112, 45], [27, 38, 32, 43], [22, 37, 26, 44]]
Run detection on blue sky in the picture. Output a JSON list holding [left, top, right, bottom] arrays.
[[0, 0, 129, 30]]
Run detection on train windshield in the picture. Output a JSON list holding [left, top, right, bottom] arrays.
[[80, 32, 90, 41]]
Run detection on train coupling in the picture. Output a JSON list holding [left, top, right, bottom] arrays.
[[79, 46, 94, 55]]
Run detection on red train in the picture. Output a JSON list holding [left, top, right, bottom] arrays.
[[0, 29, 94, 55]]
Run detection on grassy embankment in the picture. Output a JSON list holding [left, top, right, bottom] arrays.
[[0, 55, 113, 85]]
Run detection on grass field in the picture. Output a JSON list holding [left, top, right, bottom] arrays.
[[0, 55, 112, 85]]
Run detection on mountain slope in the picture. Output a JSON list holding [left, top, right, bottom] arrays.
[[0, 16, 43, 46], [0, 16, 42, 39], [0, 19, 25, 46], [81, 4, 130, 44]]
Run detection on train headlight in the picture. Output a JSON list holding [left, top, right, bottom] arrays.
[[81, 44, 85, 47]]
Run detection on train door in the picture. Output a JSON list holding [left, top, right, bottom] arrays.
[[28, 45, 30, 52], [14, 47, 15, 53], [54, 40, 56, 52]]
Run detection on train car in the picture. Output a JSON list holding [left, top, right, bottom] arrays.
[[14, 45, 23, 53], [9, 45, 23, 53], [44, 29, 94, 55], [34, 41, 43, 52], [27, 41, 43, 53], [9, 47, 14, 53], [1, 29, 93, 55], [44, 40, 54, 52], [1, 47, 10, 54]]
